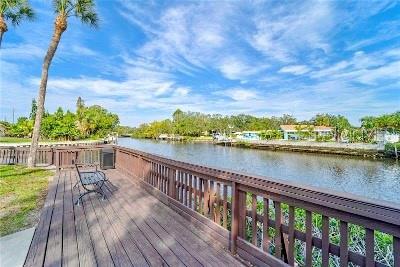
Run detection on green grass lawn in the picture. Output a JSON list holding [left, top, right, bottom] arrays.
[[0, 136, 102, 144], [0, 137, 32, 143], [0, 165, 54, 236]]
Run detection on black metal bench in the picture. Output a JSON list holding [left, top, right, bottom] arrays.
[[73, 160, 107, 205]]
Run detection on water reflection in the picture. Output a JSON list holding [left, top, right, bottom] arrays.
[[118, 138, 400, 204]]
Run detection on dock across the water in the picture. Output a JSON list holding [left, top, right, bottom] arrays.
[[215, 139, 386, 158]]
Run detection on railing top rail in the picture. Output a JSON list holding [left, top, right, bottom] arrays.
[[53, 145, 109, 151], [0, 140, 104, 148], [114, 145, 400, 231], [0, 146, 53, 151]]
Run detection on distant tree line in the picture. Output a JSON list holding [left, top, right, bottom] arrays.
[[3, 97, 119, 140], [129, 109, 400, 143]]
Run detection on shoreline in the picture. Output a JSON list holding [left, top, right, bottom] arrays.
[[215, 140, 388, 159]]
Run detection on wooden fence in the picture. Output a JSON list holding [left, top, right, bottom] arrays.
[[53, 146, 102, 169], [0, 145, 103, 167], [1, 140, 104, 148], [114, 146, 400, 267], [0, 146, 53, 165]]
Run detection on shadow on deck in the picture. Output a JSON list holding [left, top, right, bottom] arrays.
[[24, 169, 245, 267]]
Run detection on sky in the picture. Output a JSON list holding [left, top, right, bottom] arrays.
[[1, 0, 399, 126]]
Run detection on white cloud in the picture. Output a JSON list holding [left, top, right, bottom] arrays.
[[279, 65, 311, 75], [355, 61, 400, 85], [173, 87, 190, 97], [1, 44, 45, 60], [215, 88, 258, 101], [310, 49, 400, 86], [70, 45, 98, 57], [218, 56, 266, 80], [249, 0, 334, 62]]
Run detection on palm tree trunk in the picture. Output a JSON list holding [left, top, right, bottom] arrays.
[[0, 30, 4, 48], [27, 27, 64, 167], [0, 16, 7, 48]]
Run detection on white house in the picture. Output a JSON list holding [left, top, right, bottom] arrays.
[[375, 130, 400, 144], [280, 125, 333, 140], [236, 131, 261, 141]]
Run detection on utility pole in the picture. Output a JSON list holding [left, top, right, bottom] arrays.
[[12, 108, 15, 124]]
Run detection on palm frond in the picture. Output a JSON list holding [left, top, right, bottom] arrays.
[[74, 0, 98, 27], [3, 0, 35, 26], [52, 0, 69, 15]]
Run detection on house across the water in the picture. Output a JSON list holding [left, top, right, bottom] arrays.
[[375, 130, 400, 144], [236, 131, 261, 141], [280, 125, 333, 140]]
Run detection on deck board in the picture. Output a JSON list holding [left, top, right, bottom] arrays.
[[96, 185, 149, 267], [44, 168, 64, 267], [25, 168, 246, 267], [102, 182, 167, 266], [69, 171, 97, 266], [24, 171, 60, 267], [79, 179, 114, 267], [62, 171, 79, 267], [110, 170, 241, 267]]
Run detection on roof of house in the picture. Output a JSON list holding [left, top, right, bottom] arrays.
[[280, 125, 333, 132], [241, 131, 261, 134]]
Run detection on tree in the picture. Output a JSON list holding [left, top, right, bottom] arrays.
[[172, 109, 184, 122], [279, 114, 297, 125], [0, 0, 34, 47], [76, 96, 84, 110], [28, 0, 98, 167], [75, 96, 88, 136], [29, 98, 37, 120], [9, 117, 33, 137], [295, 125, 314, 140], [332, 115, 351, 142], [312, 113, 334, 126]]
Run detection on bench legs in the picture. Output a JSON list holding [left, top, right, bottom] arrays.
[[75, 186, 106, 206]]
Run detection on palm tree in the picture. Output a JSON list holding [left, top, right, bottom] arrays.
[[0, 0, 34, 47], [27, 0, 98, 167]]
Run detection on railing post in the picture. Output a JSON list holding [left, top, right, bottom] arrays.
[[50, 148, 54, 165], [55, 150, 60, 171], [140, 157, 145, 179], [168, 167, 176, 199], [231, 182, 239, 254]]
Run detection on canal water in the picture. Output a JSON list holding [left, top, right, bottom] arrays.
[[118, 138, 400, 205]]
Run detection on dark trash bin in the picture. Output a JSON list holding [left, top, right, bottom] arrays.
[[100, 148, 115, 169]]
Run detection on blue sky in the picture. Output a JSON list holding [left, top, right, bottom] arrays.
[[1, 0, 399, 126]]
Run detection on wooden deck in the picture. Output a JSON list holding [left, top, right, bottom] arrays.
[[24, 168, 245, 267]]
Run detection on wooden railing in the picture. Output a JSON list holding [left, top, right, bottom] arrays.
[[114, 146, 400, 267], [0, 145, 103, 167], [0, 140, 104, 148], [54, 146, 102, 169], [0, 146, 54, 165]]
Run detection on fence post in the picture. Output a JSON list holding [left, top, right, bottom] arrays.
[[168, 168, 176, 199], [55, 150, 60, 171], [231, 182, 239, 254], [141, 158, 148, 180], [50, 148, 54, 165]]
